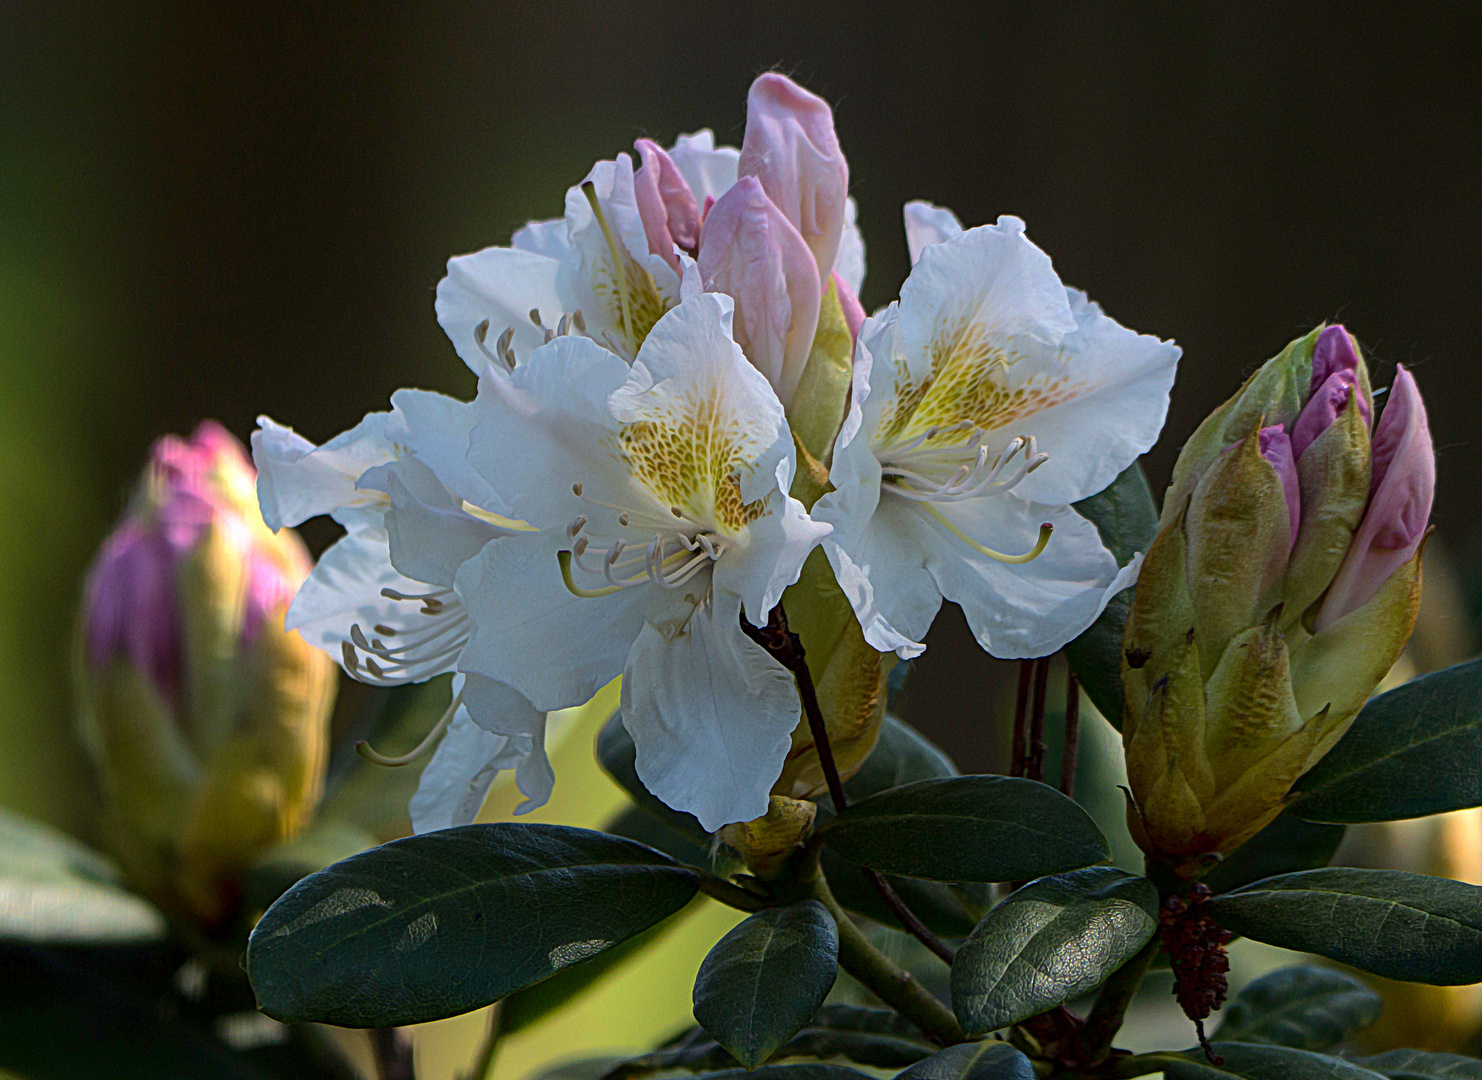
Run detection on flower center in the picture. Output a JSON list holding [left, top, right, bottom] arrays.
[[581, 181, 671, 360], [339, 587, 471, 686], [557, 506, 728, 600], [879, 426, 1054, 565]]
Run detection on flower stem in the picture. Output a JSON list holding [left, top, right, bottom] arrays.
[[739, 602, 956, 966], [1072, 939, 1158, 1066], [1060, 671, 1081, 798], [1011, 660, 1033, 778], [807, 867, 965, 1046], [1026, 656, 1051, 784]]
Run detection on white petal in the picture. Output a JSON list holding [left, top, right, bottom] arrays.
[[462, 673, 554, 814], [1006, 289, 1180, 505], [897, 216, 1076, 383], [357, 457, 508, 587], [562, 154, 680, 357], [467, 335, 633, 531], [922, 496, 1127, 659], [387, 388, 508, 513], [454, 530, 646, 711], [613, 291, 791, 508], [511, 217, 570, 260], [666, 130, 740, 204], [836, 197, 867, 295], [252, 413, 394, 531], [284, 528, 455, 675], [411, 705, 519, 833], [436, 245, 566, 376], [714, 456, 831, 622], [903, 200, 965, 265], [622, 593, 799, 832]]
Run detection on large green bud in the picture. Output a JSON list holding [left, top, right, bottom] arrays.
[[1123, 327, 1433, 874], [75, 423, 335, 929]]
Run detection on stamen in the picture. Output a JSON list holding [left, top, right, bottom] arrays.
[[529, 308, 545, 329], [572, 482, 584, 496], [581, 180, 637, 349], [356, 691, 463, 767], [496, 325, 516, 369], [558, 550, 629, 598], [920, 503, 1055, 565], [618, 512, 629, 527], [572, 310, 587, 333], [567, 514, 587, 539]]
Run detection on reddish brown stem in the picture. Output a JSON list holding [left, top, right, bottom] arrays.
[[1026, 656, 1051, 784], [1061, 671, 1081, 798], [1011, 659, 1033, 778]]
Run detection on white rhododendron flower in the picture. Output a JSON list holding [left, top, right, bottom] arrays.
[[454, 284, 830, 831], [434, 73, 865, 406], [251, 392, 554, 831], [814, 211, 1180, 659]]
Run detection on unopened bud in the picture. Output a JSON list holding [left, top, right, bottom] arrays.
[[698, 174, 822, 407], [1123, 329, 1429, 873], [633, 137, 700, 273], [76, 423, 335, 928], [738, 73, 850, 282]]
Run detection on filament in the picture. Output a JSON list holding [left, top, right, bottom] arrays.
[[356, 691, 462, 767]]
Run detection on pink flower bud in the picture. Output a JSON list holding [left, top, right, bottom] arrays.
[[1310, 324, 1362, 392], [1258, 425, 1301, 552], [832, 270, 865, 341], [633, 138, 700, 274], [1290, 370, 1371, 460], [738, 73, 849, 282], [698, 175, 822, 406], [1315, 366, 1434, 628]]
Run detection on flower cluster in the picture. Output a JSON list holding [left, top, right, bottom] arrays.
[[256, 73, 1179, 836], [1123, 325, 1434, 869]]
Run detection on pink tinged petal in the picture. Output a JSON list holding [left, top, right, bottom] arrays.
[[832, 270, 865, 341], [1310, 324, 1362, 393], [633, 138, 700, 273], [1257, 425, 1301, 553], [241, 548, 299, 646], [697, 176, 822, 406], [738, 72, 849, 281], [82, 523, 181, 694], [1291, 371, 1372, 460], [1315, 366, 1435, 629]]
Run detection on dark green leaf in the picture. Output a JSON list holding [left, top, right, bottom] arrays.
[[1212, 966, 1381, 1049], [0, 807, 165, 945], [1290, 658, 1482, 823], [246, 823, 699, 1026], [1350, 1050, 1482, 1078], [693, 902, 839, 1068], [602, 805, 713, 868], [604, 1008, 935, 1077], [244, 821, 378, 912], [950, 868, 1159, 1034], [682, 1067, 876, 1080], [821, 848, 989, 938], [1160, 1042, 1387, 1078], [597, 710, 711, 846], [840, 715, 960, 803], [895, 1042, 1035, 1080], [528, 1058, 625, 1080], [1204, 816, 1346, 896], [1066, 462, 1160, 729], [1212, 869, 1482, 984], [501, 918, 678, 1036], [819, 776, 1109, 883]]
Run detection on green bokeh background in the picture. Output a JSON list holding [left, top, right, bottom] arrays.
[[1, 4, 1478, 1073]]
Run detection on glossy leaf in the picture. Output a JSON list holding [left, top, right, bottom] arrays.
[[821, 848, 989, 938], [1066, 462, 1160, 729], [819, 776, 1109, 883], [1290, 658, 1482, 823], [950, 868, 1159, 1034], [895, 1042, 1035, 1080], [1160, 1042, 1386, 1078], [1203, 816, 1346, 896], [1212, 869, 1482, 984], [683, 1067, 877, 1080], [597, 710, 710, 846], [247, 823, 699, 1026], [613, 1007, 935, 1076], [692, 902, 839, 1068], [0, 807, 164, 945], [1350, 1050, 1482, 1078], [601, 805, 713, 869], [1212, 965, 1381, 1049]]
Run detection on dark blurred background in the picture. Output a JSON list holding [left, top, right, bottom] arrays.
[[4, 2, 1479, 832]]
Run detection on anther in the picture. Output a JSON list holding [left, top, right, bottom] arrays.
[[557, 313, 574, 337], [341, 641, 359, 673], [373, 624, 398, 637], [573, 482, 584, 496], [572, 310, 587, 333], [529, 308, 545, 329], [671, 506, 684, 518], [567, 515, 587, 538], [573, 535, 590, 557], [618, 512, 629, 526], [496, 325, 516, 369]]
